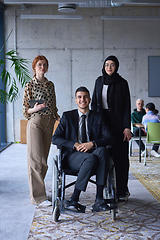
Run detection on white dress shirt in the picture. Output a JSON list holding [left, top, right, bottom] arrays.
[[102, 85, 108, 109]]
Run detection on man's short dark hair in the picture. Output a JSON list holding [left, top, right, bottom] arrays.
[[75, 86, 90, 97]]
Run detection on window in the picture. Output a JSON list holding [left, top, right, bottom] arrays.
[[0, 4, 6, 148], [148, 56, 160, 97]]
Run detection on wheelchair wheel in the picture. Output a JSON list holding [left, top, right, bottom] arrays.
[[111, 208, 116, 221], [52, 155, 59, 207], [53, 204, 60, 222], [104, 157, 117, 220]]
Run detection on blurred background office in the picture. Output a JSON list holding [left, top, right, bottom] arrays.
[[1, 0, 160, 145]]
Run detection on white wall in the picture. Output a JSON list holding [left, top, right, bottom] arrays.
[[4, 5, 160, 142]]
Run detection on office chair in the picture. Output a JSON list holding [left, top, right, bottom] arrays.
[[144, 122, 160, 166], [129, 123, 146, 158]]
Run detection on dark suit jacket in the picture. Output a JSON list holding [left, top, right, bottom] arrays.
[[52, 109, 114, 160]]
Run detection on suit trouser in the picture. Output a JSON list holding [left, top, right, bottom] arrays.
[[66, 147, 109, 191], [27, 115, 55, 204]]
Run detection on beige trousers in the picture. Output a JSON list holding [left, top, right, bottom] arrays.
[[27, 115, 55, 204]]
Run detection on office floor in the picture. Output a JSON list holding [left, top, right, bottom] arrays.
[[0, 144, 160, 240]]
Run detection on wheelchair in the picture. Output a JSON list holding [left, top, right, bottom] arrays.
[[52, 146, 117, 222]]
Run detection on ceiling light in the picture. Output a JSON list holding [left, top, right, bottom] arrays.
[[58, 4, 76, 13], [112, 3, 124, 7], [20, 15, 82, 20], [101, 15, 160, 20]]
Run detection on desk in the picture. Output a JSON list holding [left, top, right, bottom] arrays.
[[133, 123, 144, 128], [20, 119, 59, 144], [132, 123, 145, 163], [20, 119, 28, 144]]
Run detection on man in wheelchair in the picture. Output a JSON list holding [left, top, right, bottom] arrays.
[[52, 86, 114, 213]]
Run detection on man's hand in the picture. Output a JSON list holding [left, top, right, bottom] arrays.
[[123, 128, 132, 142], [74, 142, 94, 152]]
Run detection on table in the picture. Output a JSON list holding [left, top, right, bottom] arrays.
[[132, 123, 145, 163]]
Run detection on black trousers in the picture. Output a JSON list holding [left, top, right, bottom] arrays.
[[65, 147, 109, 191], [102, 109, 129, 197], [111, 139, 129, 197]]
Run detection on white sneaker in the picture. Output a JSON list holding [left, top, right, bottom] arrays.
[[151, 150, 160, 158], [38, 200, 52, 206], [141, 150, 148, 157]]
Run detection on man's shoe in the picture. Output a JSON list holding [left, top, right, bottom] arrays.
[[151, 150, 160, 158], [118, 191, 130, 202], [92, 199, 110, 212], [64, 200, 86, 213], [141, 150, 148, 157]]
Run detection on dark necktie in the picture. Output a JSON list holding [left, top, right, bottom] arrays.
[[81, 114, 87, 143]]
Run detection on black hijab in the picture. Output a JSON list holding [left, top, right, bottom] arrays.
[[102, 55, 121, 85], [102, 55, 126, 117]]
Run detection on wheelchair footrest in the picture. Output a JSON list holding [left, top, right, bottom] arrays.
[[109, 204, 117, 210], [62, 200, 86, 213]]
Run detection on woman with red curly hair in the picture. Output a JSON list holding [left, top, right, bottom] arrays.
[[23, 55, 60, 205]]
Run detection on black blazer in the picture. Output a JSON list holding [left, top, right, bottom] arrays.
[[91, 76, 131, 130], [52, 109, 114, 160]]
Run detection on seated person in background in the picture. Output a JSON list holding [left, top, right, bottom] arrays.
[[52, 86, 114, 213], [131, 98, 146, 157], [142, 102, 160, 158]]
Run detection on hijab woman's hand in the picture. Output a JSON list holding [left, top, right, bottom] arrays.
[[123, 128, 132, 142]]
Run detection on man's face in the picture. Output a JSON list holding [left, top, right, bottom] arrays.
[[75, 91, 91, 112], [136, 100, 144, 112]]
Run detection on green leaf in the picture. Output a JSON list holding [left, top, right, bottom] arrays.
[[0, 48, 31, 104], [0, 30, 13, 53], [0, 89, 9, 104]]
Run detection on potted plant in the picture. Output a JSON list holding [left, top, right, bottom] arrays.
[[0, 31, 31, 105]]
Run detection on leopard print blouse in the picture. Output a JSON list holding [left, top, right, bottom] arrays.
[[23, 77, 59, 120]]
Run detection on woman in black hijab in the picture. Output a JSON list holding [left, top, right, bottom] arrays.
[[91, 55, 132, 201]]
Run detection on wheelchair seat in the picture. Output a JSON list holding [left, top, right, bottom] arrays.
[[52, 146, 117, 222]]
